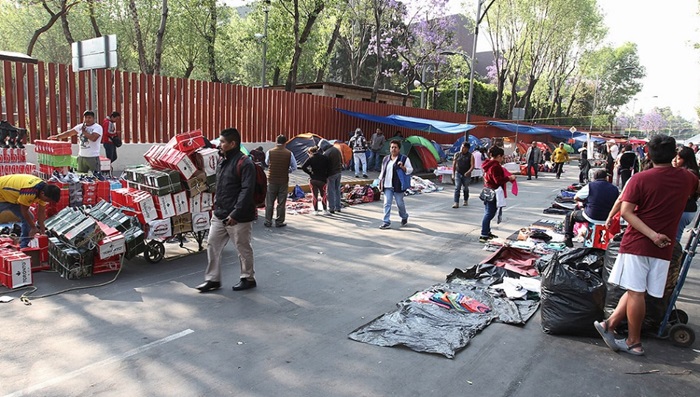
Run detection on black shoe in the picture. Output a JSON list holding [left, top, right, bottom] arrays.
[[264, 221, 272, 227], [564, 238, 574, 248], [276, 223, 287, 228], [363, 174, 368, 178], [401, 218, 408, 226], [479, 235, 491, 243], [488, 233, 498, 239], [195, 280, 221, 293], [330, 210, 335, 214], [233, 278, 257, 291]]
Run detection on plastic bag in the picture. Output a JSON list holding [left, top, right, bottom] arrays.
[[540, 250, 606, 336]]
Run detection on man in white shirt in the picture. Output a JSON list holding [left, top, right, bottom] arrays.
[[49, 110, 103, 173]]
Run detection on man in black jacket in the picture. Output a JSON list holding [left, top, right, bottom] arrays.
[[196, 128, 257, 292]]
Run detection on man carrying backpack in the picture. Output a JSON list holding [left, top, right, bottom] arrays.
[[349, 128, 368, 178], [196, 128, 257, 293]]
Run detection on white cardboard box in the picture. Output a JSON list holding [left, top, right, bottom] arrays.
[[191, 211, 211, 232], [194, 148, 219, 176], [173, 191, 189, 215], [98, 235, 126, 259], [200, 192, 213, 212], [190, 194, 202, 213], [134, 194, 158, 223], [154, 193, 176, 219], [147, 219, 173, 239]]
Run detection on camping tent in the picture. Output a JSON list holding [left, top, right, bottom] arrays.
[[378, 138, 437, 172], [449, 135, 484, 154], [431, 140, 447, 162], [287, 133, 322, 165], [330, 140, 353, 169], [405, 135, 441, 162]]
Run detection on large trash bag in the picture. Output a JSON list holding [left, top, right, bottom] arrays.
[[540, 250, 606, 336], [604, 233, 683, 330]]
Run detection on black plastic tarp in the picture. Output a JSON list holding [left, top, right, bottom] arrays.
[[348, 268, 539, 358]]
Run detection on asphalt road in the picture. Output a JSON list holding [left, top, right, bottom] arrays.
[[2, 165, 699, 397]]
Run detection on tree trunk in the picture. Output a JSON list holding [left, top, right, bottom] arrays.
[[370, 6, 382, 103], [27, 1, 77, 56], [60, 1, 74, 44], [286, 1, 325, 92], [153, 0, 169, 76], [88, 0, 101, 36], [183, 60, 195, 79], [273, 67, 281, 86], [128, 0, 150, 74], [315, 18, 341, 82], [204, 0, 218, 82]]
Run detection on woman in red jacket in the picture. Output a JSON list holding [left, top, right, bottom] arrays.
[[480, 146, 515, 243]]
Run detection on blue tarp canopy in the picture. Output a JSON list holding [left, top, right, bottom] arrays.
[[336, 108, 475, 134], [573, 134, 606, 143], [486, 121, 587, 140]]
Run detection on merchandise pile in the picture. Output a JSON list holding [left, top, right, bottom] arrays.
[[118, 129, 218, 239], [0, 120, 35, 176], [42, 202, 141, 279]]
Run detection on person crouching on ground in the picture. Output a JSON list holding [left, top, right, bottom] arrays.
[[595, 134, 700, 356], [563, 169, 619, 247], [301, 146, 331, 215], [378, 140, 412, 229], [196, 128, 257, 293], [479, 146, 515, 243], [0, 174, 61, 248]]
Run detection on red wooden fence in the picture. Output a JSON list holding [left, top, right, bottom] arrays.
[[0, 59, 506, 145]]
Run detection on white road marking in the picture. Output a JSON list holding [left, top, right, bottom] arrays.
[[502, 204, 520, 212], [3, 329, 195, 397]]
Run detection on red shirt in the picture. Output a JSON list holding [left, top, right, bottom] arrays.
[[482, 159, 509, 189], [620, 166, 698, 260], [101, 117, 116, 143]]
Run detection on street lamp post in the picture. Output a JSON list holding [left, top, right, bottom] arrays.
[[257, 0, 271, 88], [454, 68, 461, 113], [440, 0, 495, 140]]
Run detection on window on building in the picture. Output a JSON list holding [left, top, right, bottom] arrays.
[[362, 98, 371, 102], [335, 94, 344, 98]]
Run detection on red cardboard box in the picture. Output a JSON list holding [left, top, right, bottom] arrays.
[[93, 255, 122, 275], [0, 250, 32, 289], [175, 130, 205, 153], [153, 193, 176, 219], [191, 148, 219, 176], [172, 191, 189, 215], [160, 149, 197, 180]]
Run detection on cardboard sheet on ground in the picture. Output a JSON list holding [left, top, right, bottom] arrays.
[[348, 267, 539, 358]]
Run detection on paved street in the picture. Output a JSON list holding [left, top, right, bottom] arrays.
[[2, 164, 699, 397]]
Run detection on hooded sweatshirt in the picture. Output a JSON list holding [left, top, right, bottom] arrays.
[[482, 159, 509, 190]]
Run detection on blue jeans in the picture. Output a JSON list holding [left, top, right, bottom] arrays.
[[327, 173, 342, 211], [453, 174, 470, 203], [368, 151, 382, 171], [481, 199, 497, 236], [676, 211, 697, 242], [383, 188, 408, 225], [0, 202, 32, 248]]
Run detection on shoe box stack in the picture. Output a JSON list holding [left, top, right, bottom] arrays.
[[0, 121, 34, 177], [119, 130, 217, 237], [86, 200, 145, 260], [34, 140, 72, 178], [0, 247, 32, 289], [43, 205, 133, 279]]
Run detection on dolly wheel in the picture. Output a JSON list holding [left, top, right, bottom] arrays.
[[145, 240, 165, 263], [670, 324, 695, 347], [670, 309, 689, 325]]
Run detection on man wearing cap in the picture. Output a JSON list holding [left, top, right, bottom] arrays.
[[349, 128, 369, 178], [48, 110, 104, 173], [0, 174, 61, 248]]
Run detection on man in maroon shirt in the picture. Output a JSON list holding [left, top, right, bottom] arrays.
[[101, 111, 121, 163], [595, 135, 700, 356]]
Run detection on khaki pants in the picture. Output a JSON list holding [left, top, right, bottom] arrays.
[[204, 217, 254, 282]]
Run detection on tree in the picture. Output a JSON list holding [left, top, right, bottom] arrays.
[[26, 0, 81, 56], [280, 0, 326, 92]]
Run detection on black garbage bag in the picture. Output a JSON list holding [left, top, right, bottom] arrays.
[[540, 250, 606, 336], [604, 233, 683, 330]]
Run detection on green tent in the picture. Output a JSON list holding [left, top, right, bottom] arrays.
[[405, 135, 440, 163], [562, 143, 574, 153]]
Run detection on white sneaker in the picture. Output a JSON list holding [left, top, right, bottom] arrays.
[[324, 210, 331, 215], [313, 210, 321, 215]]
